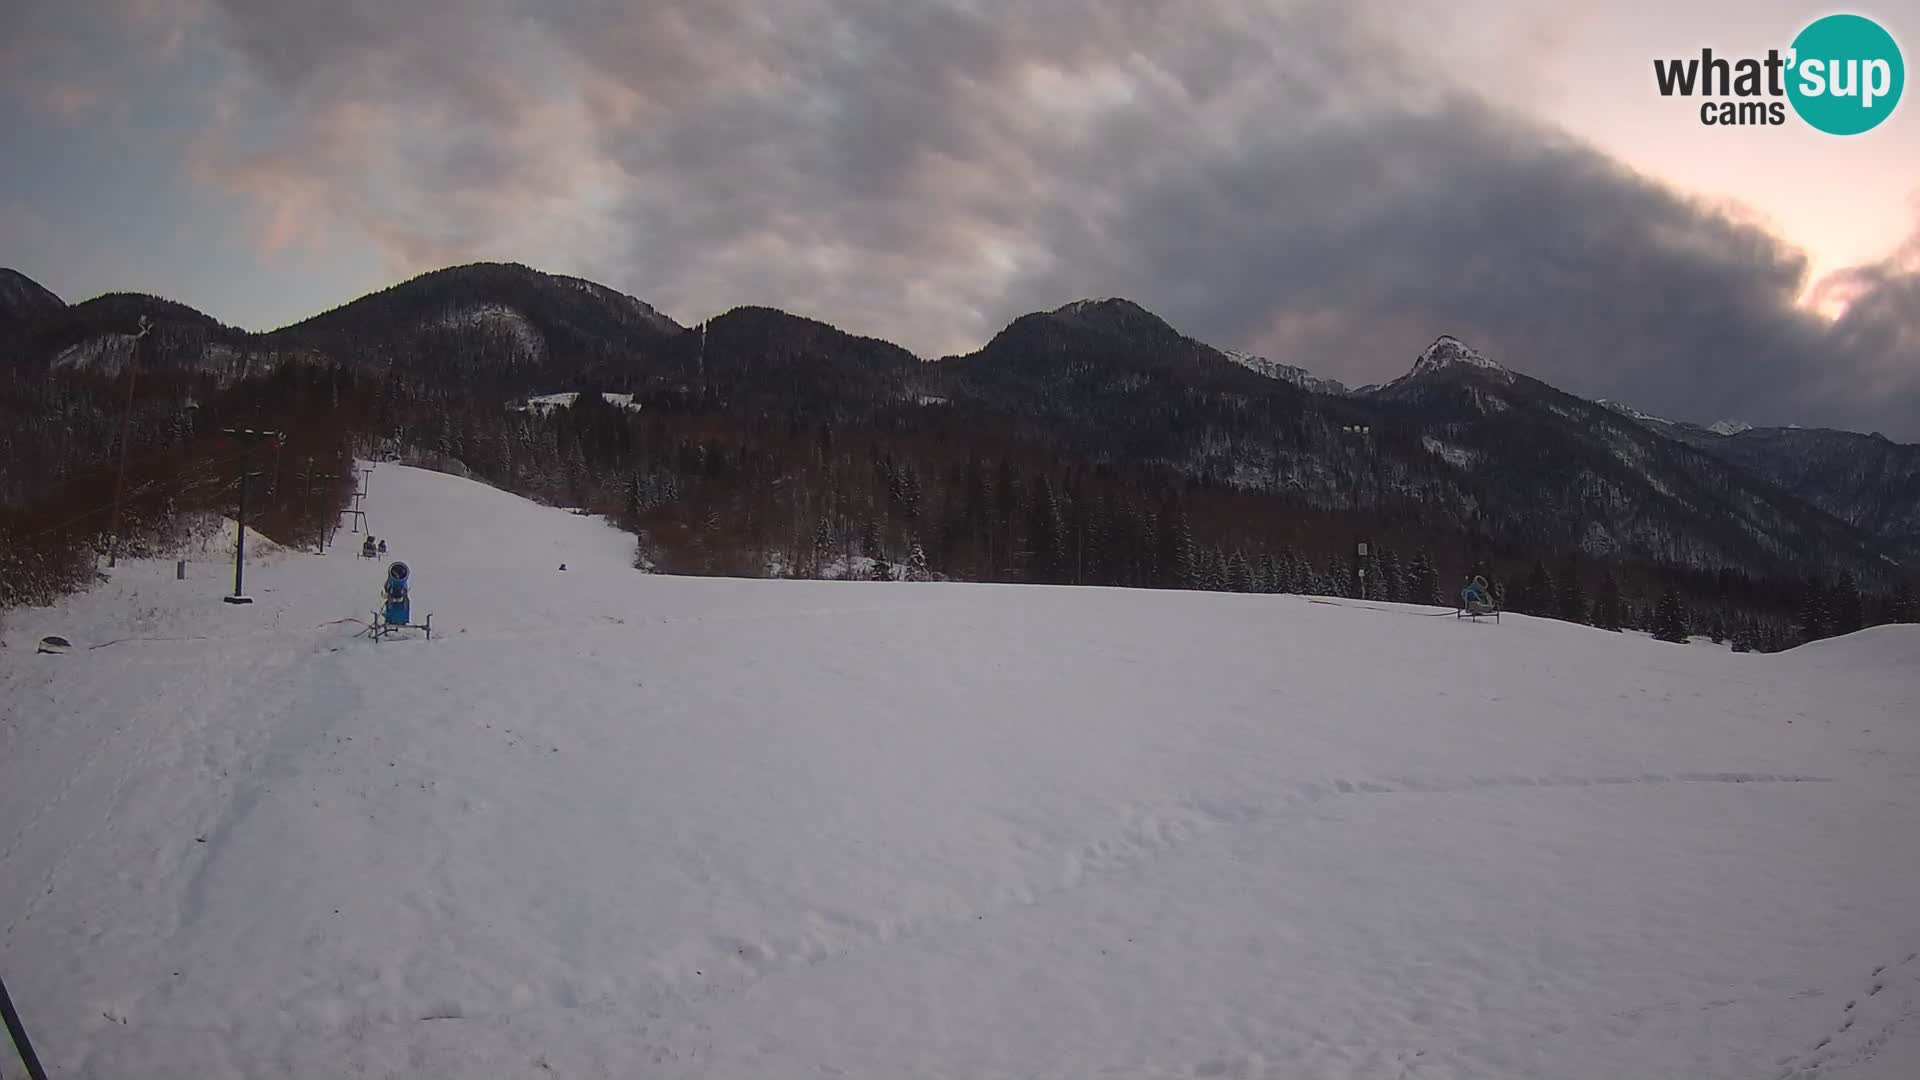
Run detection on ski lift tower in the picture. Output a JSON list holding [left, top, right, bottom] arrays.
[[1341, 422, 1377, 600], [219, 427, 284, 605]]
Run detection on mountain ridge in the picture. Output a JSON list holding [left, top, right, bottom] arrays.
[[2, 262, 1911, 587], [0, 267, 66, 325]]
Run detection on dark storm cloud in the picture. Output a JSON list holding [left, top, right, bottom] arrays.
[[139, 1, 1920, 436], [1009, 97, 1839, 415]]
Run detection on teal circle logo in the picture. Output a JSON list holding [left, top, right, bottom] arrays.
[[1787, 14, 1904, 134]]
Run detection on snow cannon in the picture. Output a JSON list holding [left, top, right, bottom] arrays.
[[383, 561, 411, 625]]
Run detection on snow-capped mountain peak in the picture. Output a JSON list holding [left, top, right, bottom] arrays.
[[1409, 335, 1508, 379], [1709, 419, 1754, 436]]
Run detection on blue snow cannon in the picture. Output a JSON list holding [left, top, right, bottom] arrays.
[[383, 561, 411, 625]]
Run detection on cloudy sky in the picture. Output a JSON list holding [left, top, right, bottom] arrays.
[[4, 0, 1918, 436]]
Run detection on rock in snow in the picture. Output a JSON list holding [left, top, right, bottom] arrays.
[[1, 465, 1917, 1078]]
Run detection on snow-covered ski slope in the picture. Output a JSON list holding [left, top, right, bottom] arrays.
[[2, 465, 1917, 1080]]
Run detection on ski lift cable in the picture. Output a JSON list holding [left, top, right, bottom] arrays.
[[6, 442, 288, 542]]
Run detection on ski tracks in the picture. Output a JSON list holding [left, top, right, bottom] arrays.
[[3, 628, 366, 1075], [0, 652, 249, 946], [1774, 952, 1920, 1079], [617, 769, 1835, 1042]]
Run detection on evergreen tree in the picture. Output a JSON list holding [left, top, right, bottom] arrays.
[[1652, 585, 1689, 643], [1025, 474, 1063, 582], [1503, 571, 1532, 615], [1327, 554, 1351, 597], [1227, 551, 1253, 593], [812, 516, 835, 576], [1556, 564, 1588, 625], [1891, 580, 1917, 624], [1522, 561, 1555, 617], [861, 518, 882, 561], [1406, 550, 1440, 606], [1796, 579, 1829, 642], [1831, 572, 1863, 635], [622, 474, 644, 528], [905, 537, 929, 582], [1282, 549, 1309, 596], [898, 466, 923, 522], [1376, 547, 1404, 604], [1592, 572, 1624, 631], [1156, 502, 1196, 589], [870, 551, 894, 581], [1203, 549, 1228, 591], [1258, 552, 1281, 594]]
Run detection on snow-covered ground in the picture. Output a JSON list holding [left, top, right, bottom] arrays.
[[2, 465, 1917, 1079]]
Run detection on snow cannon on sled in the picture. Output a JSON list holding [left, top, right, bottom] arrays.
[[1457, 575, 1500, 622], [363, 560, 433, 641]]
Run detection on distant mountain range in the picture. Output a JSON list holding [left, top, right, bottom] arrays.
[[3, 262, 1913, 584]]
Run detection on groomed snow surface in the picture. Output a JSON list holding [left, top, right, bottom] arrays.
[[3, 465, 1917, 1079]]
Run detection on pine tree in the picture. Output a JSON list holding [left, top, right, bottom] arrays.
[[1625, 600, 1648, 632], [1327, 554, 1351, 597], [1382, 541, 1413, 599], [1797, 579, 1829, 642], [1203, 549, 1228, 591], [870, 551, 894, 581], [1831, 572, 1863, 636], [1652, 585, 1689, 643], [621, 474, 643, 528], [1523, 561, 1555, 617], [905, 537, 929, 582], [1556, 565, 1589, 625], [1592, 572, 1624, 632], [1891, 580, 1917, 624], [1503, 572, 1531, 615], [1280, 548, 1307, 595], [1258, 552, 1281, 594], [1406, 550, 1440, 606], [812, 516, 835, 576], [898, 466, 923, 522], [1156, 502, 1196, 589], [1025, 474, 1063, 583], [1227, 551, 1253, 593]]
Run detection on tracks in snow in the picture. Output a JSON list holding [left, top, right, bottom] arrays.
[[631, 770, 1831, 1028], [1774, 951, 1920, 1078]]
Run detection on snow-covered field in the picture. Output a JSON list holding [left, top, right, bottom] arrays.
[[2, 465, 1917, 1079]]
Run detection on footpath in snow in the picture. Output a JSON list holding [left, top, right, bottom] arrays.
[[1, 463, 1917, 1079]]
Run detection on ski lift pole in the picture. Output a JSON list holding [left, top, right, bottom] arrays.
[[0, 972, 50, 1080], [220, 428, 284, 605]]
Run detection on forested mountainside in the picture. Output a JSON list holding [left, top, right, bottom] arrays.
[[4, 263, 1913, 649]]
